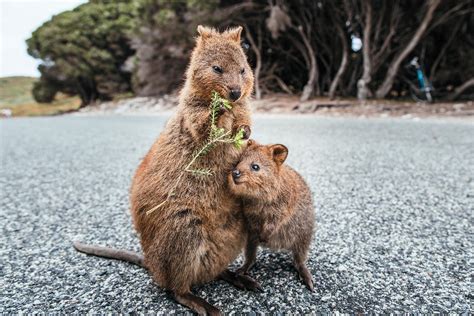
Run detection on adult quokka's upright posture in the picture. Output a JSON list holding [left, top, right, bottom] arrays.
[[129, 26, 256, 315]]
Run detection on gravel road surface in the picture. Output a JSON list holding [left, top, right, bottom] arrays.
[[1, 115, 472, 314]]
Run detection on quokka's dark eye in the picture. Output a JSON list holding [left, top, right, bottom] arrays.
[[240, 68, 245, 75], [212, 66, 223, 74], [251, 163, 260, 171]]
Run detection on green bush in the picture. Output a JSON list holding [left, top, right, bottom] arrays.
[[27, 0, 137, 105], [32, 80, 57, 103]]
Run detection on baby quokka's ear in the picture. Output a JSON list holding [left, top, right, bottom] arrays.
[[197, 25, 216, 41], [224, 26, 243, 43], [270, 144, 288, 166], [247, 139, 258, 147]]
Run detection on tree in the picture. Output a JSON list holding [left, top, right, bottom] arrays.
[[357, 0, 373, 101], [27, 0, 137, 105], [32, 79, 57, 103], [375, 0, 441, 98], [128, 0, 474, 102], [28, 0, 473, 104], [328, 11, 349, 100]]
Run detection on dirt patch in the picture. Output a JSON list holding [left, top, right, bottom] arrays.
[[251, 94, 474, 118]]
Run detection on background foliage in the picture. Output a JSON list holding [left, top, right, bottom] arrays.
[[27, 0, 474, 105], [27, 0, 137, 104]]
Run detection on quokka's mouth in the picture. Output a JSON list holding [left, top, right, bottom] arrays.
[[230, 176, 243, 185]]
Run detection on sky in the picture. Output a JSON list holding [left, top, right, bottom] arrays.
[[0, 0, 87, 77]]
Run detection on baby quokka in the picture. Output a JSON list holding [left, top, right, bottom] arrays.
[[228, 140, 315, 291]]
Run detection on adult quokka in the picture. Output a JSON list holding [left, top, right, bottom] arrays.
[[228, 140, 315, 291], [75, 26, 257, 315]]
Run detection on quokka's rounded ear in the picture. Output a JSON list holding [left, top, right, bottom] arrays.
[[197, 25, 213, 40], [197, 25, 205, 35], [226, 26, 243, 43], [270, 144, 288, 165]]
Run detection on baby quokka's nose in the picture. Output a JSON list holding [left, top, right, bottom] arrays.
[[232, 169, 241, 180], [229, 89, 241, 101]]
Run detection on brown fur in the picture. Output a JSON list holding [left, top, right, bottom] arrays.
[[228, 140, 315, 291], [128, 26, 258, 315]]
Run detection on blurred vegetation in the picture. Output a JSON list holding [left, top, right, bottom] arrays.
[[0, 77, 80, 116], [25, 0, 473, 107], [2, 97, 81, 117], [130, 0, 219, 95], [32, 79, 58, 103], [0, 77, 37, 106], [26, 0, 137, 105]]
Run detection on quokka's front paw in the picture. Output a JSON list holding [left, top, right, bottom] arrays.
[[238, 125, 251, 140], [218, 104, 228, 115]]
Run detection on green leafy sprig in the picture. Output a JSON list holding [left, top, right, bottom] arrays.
[[186, 91, 244, 176], [146, 91, 244, 215]]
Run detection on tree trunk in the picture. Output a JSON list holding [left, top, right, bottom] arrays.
[[447, 77, 474, 101], [298, 26, 319, 101], [76, 80, 89, 107], [429, 20, 462, 81], [357, 0, 372, 101], [375, 0, 441, 99], [245, 25, 262, 100], [329, 24, 349, 100]]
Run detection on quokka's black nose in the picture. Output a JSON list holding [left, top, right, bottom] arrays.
[[232, 169, 241, 179], [229, 89, 241, 101]]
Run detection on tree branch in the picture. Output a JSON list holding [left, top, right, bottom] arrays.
[[447, 77, 474, 101], [375, 0, 441, 99], [429, 20, 462, 81], [329, 23, 349, 99], [245, 24, 262, 100]]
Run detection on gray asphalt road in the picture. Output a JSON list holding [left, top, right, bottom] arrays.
[[1, 115, 473, 314]]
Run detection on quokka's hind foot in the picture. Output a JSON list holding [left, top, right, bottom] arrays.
[[293, 250, 314, 292], [235, 263, 253, 275], [219, 269, 263, 292], [236, 236, 258, 276], [173, 291, 221, 316], [296, 265, 314, 292]]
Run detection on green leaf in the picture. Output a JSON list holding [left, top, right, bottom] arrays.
[[234, 139, 244, 149], [232, 128, 245, 149], [221, 98, 232, 110], [187, 168, 213, 177], [234, 127, 244, 141]]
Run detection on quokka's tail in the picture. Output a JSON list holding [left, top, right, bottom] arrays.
[[73, 241, 146, 268]]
